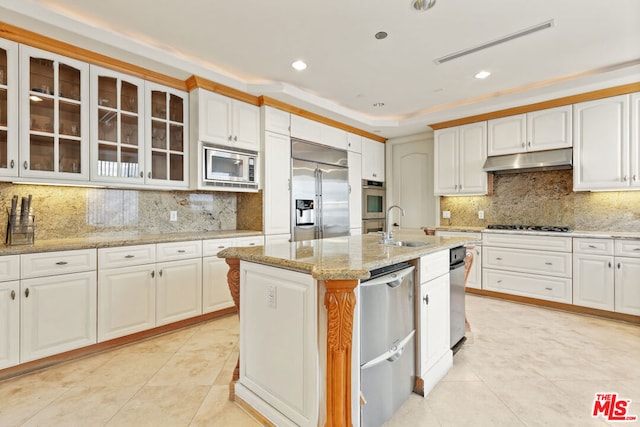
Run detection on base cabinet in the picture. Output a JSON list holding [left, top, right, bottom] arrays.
[[0, 280, 19, 369], [98, 264, 156, 342], [156, 258, 202, 326], [573, 254, 614, 311], [20, 271, 97, 363], [419, 274, 450, 373], [615, 257, 640, 316]]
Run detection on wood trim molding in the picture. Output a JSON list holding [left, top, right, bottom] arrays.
[[0, 21, 187, 91], [0, 308, 236, 382], [186, 75, 260, 106], [260, 96, 387, 143], [323, 279, 358, 427], [466, 288, 640, 325], [429, 82, 640, 130]]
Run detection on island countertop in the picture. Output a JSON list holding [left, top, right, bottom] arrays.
[[217, 232, 470, 280]]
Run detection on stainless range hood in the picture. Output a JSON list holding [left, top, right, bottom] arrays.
[[482, 148, 573, 174]]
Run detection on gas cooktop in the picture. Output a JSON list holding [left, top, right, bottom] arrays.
[[487, 224, 572, 233]]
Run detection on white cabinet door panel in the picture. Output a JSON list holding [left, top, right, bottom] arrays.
[[572, 254, 614, 311], [527, 106, 572, 151], [615, 257, 640, 316], [156, 258, 202, 325], [419, 274, 450, 375], [348, 151, 362, 229], [264, 131, 291, 235], [0, 281, 19, 369], [488, 114, 526, 156], [202, 256, 234, 313]]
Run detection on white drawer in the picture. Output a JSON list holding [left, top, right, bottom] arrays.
[[420, 250, 449, 283], [615, 239, 640, 258], [0, 255, 20, 282], [156, 240, 202, 262], [202, 238, 235, 257], [573, 238, 614, 255], [436, 231, 482, 240], [21, 249, 97, 278], [483, 268, 572, 304], [483, 246, 572, 278], [483, 233, 572, 252], [234, 236, 264, 247], [99, 244, 156, 269]]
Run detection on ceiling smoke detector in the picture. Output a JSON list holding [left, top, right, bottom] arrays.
[[411, 0, 436, 12]]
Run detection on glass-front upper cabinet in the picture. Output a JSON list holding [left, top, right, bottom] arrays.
[[145, 82, 188, 188], [19, 46, 89, 180], [90, 66, 145, 185], [0, 39, 18, 178]]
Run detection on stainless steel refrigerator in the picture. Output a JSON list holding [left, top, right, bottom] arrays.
[[291, 139, 349, 242]]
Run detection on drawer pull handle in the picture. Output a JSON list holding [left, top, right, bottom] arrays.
[[588, 245, 597, 249], [545, 262, 553, 265], [497, 280, 502, 284], [495, 257, 503, 261], [218, 246, 225, 249], [56, 261, 68, 266], [423, 294, 429, 305], [125, 255, 135, 259], [177, 250, 186, 253], [10, 290, 16, 300], [633, 248, 640, 251], [25, 288, 29, 298], [545, 287, 552, 291]]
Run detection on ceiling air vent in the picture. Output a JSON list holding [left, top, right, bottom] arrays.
[[434, 20, 554, 64]]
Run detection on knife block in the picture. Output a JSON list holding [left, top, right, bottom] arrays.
[[6, 210, 35, 245]]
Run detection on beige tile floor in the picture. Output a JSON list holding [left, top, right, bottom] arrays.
[[1, 294, 639, 426]]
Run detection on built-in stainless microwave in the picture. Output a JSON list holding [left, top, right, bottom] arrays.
[[362, 180, 385, 220], [203, 145, 258, 190]]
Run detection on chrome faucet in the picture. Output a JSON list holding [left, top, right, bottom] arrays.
[[382, 205, 405, 243]]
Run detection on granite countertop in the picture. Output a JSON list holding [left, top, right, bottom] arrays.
[[217, 231, 470, 281], [481, 229, 640, 239], [0, 230, 263, 256]]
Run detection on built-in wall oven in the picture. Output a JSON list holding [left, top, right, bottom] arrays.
[[362, 180, 385, 231], [202, 144, 258, 190]]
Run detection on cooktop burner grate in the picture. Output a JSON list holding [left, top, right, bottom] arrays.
[[487, 224, 572, 232]]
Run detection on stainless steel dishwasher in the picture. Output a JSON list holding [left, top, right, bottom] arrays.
[[360, 262, 415, 427], [450, 245, 466, 350]]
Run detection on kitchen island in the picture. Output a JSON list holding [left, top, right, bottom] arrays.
[[218, 232, 469, 427]]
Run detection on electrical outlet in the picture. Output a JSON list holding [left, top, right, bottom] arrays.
[[478, 210, 485, 220], [267, 285, 277, 309], [442, 210, 451, 219], [170, 211, 177, 221]]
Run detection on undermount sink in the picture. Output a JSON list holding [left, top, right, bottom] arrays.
[[379, 240, 432, 248]]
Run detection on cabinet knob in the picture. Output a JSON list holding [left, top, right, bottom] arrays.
[[608, 261, 612, 268], [234, 136, 238, 142], [522, 142, 525, 148], [623, 175, 628, 182], [10, 290, 15, 300], [617, 262, 621, 269], [496, 257, 502, 261], [151, 271, 155, 278], [159, 269, 163, 277], [228, 135, 233, 141], [25, 288, 30, 298], [372, 173, 377, 177], [497, 279, 502, 284], [634, 175, 638, 182], [10, 160, 14, 169], [423, 294, 429, 305], [148, 172, 151, 179], [527, 141, 531, 147], [23, 161, 28, 170]]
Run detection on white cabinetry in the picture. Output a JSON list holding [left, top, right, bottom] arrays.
[[290, 115, 348, 150], [487, 106, 572, 156], [614, 239, 640, 315], [482, 233, 572, 303], [0, 255, 20, 369], [573, 238, 615, 311], [417, 250, 451, 396], [97, 244, 156, 341], [20, 249, 97, 362], [192, 89, 259, 151], [434, 122, 487, 195], [263, 131, 291, 236], [19, 46, 90, 182], [362, 137, 385, 182], [348, 150, 362, 232], [0, 39, 19, 179], [237, 261, 318, 426], [262, 106, 290, 136], [155, 241, 202, 326], [436, 231, 482, 289], [347, 133, 362, 153], [573, 94, 636, 191]]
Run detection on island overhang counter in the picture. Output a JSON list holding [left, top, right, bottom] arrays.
[[218, 233, 470, 427]]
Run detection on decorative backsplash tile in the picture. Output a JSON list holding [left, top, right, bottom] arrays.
[[440, 170, 640, 231], [0, 183, 263, 241]]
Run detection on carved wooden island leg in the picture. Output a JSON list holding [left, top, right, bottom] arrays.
[[225, 258, 241, 399], [324, 279, 358, 427]]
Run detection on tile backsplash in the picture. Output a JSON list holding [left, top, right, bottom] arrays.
[[440, 170, 640, 231], [0, 183, 263, 241]]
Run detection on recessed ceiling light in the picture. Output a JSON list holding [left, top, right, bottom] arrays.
[[475, 70, 491, 79], [373, 102, 385, 107], [291, 60, 307, 71], [375, 31, 388, 40]]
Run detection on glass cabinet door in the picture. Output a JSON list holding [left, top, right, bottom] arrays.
[[19, 46, 89, 180], [0, 39, 19, 178], [90, 66, 144, 183], [145, 82, 188, 188]]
